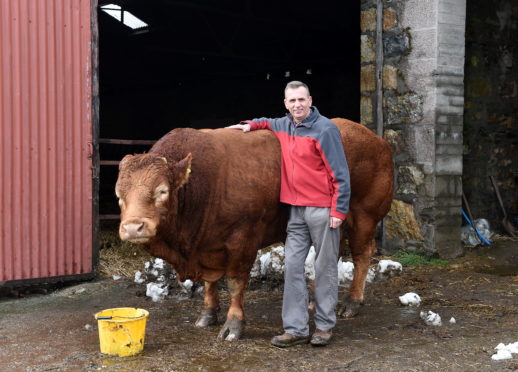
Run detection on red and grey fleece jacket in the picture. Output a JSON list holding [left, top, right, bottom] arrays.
[[241, 107, 350, 220]]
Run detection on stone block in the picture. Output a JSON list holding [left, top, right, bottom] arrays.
[[360, 96, 374, 125], [401, 0, 438, 30], [436, 154, 463, 175], [438, 0, 467, 18], [397, 165, 425, 195], [436, 74, 464, 87], [438, 11, 466, 27], [385, 93, 424, 125], [423, 174, 435, 197], [436, 93, 463, 108], [439, 86, 464, 96], [361, 0, 376, 11], [383, 8, 397, 30], [436, 114, 463, 126], [383, 30, 410, 58], [361, 8, 376, 32], [420, 224, 436, 254], [435, 65, 464, 77], [361, 35, 376, 63], [438, 52, 465, 68], [406, 28, 437, 60], [438, 24, 465, 46], [413, 126, 435, 166], [385, 200, 424, 241], [399, 59, 436, 120], [436, 105, 464, 116], [435, 225, 464, 258], [383, 65, 398, 90], [361, 64, 376, 93], [381, 237, 405, 255], [435, 175, 461, 197], [436, 144, 463, 155], [449, 96, 464, 106], [383, 129, 405, 155]]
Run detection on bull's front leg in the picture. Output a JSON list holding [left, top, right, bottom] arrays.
[[338, 213, 377, 318], [217, 277, 246, 341], [195, 281, 220, 327]]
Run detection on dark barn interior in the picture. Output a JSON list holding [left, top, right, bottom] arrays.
[[97, 0, 360, 218]]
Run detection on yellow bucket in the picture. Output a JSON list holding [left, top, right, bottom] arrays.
[[94, 307, 149, 357]]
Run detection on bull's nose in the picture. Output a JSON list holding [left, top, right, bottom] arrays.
[[120, 222, 145, 240]]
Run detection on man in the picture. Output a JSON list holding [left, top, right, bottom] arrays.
[[227, 81, 350, 347]]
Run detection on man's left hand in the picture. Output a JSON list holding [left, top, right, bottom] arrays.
[[329, 217, 343, 229]]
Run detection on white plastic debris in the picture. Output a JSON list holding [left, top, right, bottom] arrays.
[[134, 270, 145, 284], [304, 246, 316, 280], [180, 279, 193, 293], [146, 282, 168, 302], [377, 260, 403, 280], [112, 275, 121, 281], [366, 267, 377, 283], [337, 259, 354, 284], [461, 218, 493, 245], [153, 258, 165, 270], [420, 310, 442, 326], [270, 246, 285, 274], [399, 292, 421, 307], [84, 324, 93, 331], [492, 342, 518, 360], [259, 251, 271, 276], [449, 317, 456, 324]]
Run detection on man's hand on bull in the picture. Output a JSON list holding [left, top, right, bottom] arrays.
[[329, 217, 343, 229], [226, 124, 251, 132]]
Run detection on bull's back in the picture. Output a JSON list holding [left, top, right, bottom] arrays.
[[152, 128, 286, 245], [331, 118, 394, 217]]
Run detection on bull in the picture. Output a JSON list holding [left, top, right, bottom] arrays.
[[115, 118, 393, 341]]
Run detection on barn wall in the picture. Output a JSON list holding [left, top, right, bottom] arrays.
[[0, 0, 95, 283], [463, 0, 518, 230], [361, 0, 467, 258]]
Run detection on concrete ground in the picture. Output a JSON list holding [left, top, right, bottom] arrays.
[[0, 240, 517, 372]]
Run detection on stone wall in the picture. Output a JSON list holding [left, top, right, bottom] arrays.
[[463, 0, 518, 231], [361, 0, 467, 258]]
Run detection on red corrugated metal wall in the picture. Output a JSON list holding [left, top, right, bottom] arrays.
[[0, 0, 94, 282]]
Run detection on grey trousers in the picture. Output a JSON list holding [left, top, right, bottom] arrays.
[[282, 206, 340, 336]]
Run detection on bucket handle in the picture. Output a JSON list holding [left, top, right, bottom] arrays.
[[95, 315, 145, 320]]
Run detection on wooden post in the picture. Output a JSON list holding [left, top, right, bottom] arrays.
[[375, 0, 384, 138]]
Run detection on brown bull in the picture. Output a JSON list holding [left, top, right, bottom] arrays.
[[115, 118, 393, 341]]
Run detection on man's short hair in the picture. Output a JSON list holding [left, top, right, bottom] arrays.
[[284, 81, 310, 97]]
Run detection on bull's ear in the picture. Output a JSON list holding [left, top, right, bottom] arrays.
[[173, 153, 192, 189], [119, 154, 134, 169]]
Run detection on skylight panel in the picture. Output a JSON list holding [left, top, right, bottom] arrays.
[[100, 4, 148, 30]]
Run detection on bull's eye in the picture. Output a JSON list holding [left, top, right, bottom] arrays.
[[154, 184, 169, 203]]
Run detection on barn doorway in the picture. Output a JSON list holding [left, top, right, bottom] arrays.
[[96, 0, 360, 219]]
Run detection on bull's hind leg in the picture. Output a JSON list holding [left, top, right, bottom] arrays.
[[195, 281, 220, 327], [217, 277, 247, 341], [338, 212, 377, 318]]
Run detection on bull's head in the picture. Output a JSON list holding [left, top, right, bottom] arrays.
[[115, 153, 192, 243]]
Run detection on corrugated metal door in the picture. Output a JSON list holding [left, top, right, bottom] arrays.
[[0, 0, 95, 284]]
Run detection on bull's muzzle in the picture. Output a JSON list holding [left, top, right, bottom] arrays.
[[119, 219, 155, 243]]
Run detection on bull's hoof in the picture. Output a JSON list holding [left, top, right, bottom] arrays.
[[195, 307, 219, 328], [337, 294, 363, 318], [217, 318, 244, 341]]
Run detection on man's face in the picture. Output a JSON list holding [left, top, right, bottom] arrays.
[[284, 86, 312, 122]]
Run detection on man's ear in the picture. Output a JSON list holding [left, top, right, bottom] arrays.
[[173, 153, 192, 189]]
